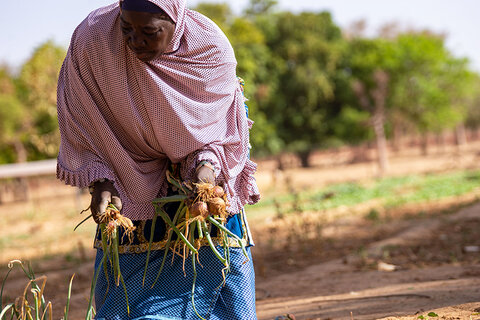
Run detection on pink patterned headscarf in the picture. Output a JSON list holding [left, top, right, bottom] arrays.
[[56, 0, 260, 220]]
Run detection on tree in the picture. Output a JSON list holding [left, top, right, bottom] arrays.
[[347, 37, 399, 175], [259, 11, 345, 167], [193, 2, 233, 30], [464, 73, 480, 134], [390, 32, 465, 153], [437, 58, 476, 146], [244, 0, 277, 17], [17, 40, 66, 159], [0, 67, 28, 163], [228, 17, 282, 156]]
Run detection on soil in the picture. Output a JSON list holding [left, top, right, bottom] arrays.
[[253, 201, 480, 320], [1, 141, 480, 320]]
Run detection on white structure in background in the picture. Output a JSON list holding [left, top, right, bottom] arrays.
[[0, 159, 56, 179], [0, 159, 84, 207]]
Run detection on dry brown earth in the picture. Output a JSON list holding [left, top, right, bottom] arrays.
[[1, 141, 480, 319]]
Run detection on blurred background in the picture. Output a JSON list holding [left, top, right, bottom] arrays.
[[1, 1, 480, 319]]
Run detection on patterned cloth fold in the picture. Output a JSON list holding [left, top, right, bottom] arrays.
[[56, 0, 260, 220], [94, 247, 256, 320]]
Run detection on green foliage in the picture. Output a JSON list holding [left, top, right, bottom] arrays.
[[250, 169, 480, 215], [390, 33, 467, 133], [17, 40, 66, 159], [0, 41, 65, 162], [464, 73, 480, 129], [332, 106, 373, 144], [345, 30, 476, 155], [226, 16, 282, 156], [19, 40, 65, 107], [418, 312, 439, 319], [193, 2, 233, 30], [0, 95, 26, 140], [194, 3, 282, 157], [0, 67, 16, 95], [0, 67, 29, 163], [244, 0, 278, 17], [0, 4, 479, 164], [258, 11, 346, 164]]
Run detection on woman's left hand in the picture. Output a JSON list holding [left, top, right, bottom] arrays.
[[196, 165, 215, 184]]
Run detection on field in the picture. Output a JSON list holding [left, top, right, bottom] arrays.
[[1, 141, 480, 320]]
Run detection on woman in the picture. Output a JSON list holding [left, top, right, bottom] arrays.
[[56, 0, 260, 319]]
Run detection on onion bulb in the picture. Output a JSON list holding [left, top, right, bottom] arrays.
[[207, 197, 227, 216], [190, 201, 209, 218], [212, 185, 225, 198]]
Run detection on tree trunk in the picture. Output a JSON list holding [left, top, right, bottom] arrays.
[[391, 123, 402, 153], [471, 127, 480, 141], [370, 70, 389, 177], [12, 139, 29, 201], [421, 133, 429, 156], [435, 131, 448, 154], [297, 150, 311, 168], [350, 144, 369, 163], [455, 123, 467, 146], [13, 139, 27, 163], [353, 69, 390, 176], [372, 113, 388, 176]]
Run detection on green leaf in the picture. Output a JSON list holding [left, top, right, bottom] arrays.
[[152, 194, 188, 203], [427, 312, 438, 317]]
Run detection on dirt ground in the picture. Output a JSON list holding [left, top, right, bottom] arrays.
[[253, 200, 480, 320], [1, 141, 480, 320]]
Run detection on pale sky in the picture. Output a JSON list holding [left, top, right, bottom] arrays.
[[1, 0, 479, 72]]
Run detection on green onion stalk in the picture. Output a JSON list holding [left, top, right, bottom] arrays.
[[143, 172, 249, 319]]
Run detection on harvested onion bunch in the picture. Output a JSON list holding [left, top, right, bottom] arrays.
[[81, 204, 135, 319], [142, 171, 248, 319]]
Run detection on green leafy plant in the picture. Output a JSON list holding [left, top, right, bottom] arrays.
[[418, 311, 439, 319]]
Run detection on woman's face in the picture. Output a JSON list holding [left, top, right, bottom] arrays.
[[120, 9, 175, 62]]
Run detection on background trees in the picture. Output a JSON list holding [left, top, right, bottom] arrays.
[[0, 41, 65, 164], [0, 1, 478, 168], [0, 66, 27, 163], [18, 41, 66, 159], [256, 10, 346, 167]]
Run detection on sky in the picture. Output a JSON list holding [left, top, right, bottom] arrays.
[[0, 0, 479, 72]]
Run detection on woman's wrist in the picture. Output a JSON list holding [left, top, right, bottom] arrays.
[[195, 160, 215, 174], [195, 161, 215, 183], [88, 178, 107, 194]]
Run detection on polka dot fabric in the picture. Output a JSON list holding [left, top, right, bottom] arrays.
[[56, 0, 260, 220], [93, 247, 256, 320]]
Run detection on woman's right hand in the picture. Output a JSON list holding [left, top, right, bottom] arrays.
[[196, 165, 215, 184], [90, 179, 122, 223]]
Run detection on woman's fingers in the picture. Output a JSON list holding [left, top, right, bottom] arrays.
[[111, 195, 123, 211], [196, 166, 215, 184], [90, 179, 123, 223]]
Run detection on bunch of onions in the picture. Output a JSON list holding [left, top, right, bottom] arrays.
[[100, 204, 136, 244], [97, 204, 132, 316], [189, 183, 228, 220], [144, 172, 248, 320], [75, 203, 134, 318]]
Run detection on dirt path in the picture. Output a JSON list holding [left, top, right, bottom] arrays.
[[255, 203, 480, 320]]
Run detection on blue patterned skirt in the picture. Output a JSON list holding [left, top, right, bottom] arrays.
[[93, 205, 256, 320]]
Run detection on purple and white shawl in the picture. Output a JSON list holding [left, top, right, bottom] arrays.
[[56, 0, 260, 220]]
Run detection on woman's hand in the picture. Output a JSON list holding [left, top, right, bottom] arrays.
[[90, 180, 122, 223], [196, 165, 215, 184]]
